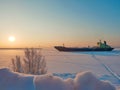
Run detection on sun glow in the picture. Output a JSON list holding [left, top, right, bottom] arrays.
[[8, 36, 16, 42]]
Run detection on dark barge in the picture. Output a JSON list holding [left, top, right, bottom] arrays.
[[54, 40, 114, 52]]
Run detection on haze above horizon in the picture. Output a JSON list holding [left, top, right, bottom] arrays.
[[0, 0, 120, 48]]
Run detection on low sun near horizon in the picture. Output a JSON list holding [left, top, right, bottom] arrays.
[[8, 36, 16, 42]]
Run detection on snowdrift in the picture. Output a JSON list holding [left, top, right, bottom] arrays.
[[0, 68, 115, 90], [0, 68, 34, 90]]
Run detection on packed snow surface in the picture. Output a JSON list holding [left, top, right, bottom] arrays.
[[0, 68, 115, 90]]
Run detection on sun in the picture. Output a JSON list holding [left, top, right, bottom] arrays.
[[8, 36, 16, 42]]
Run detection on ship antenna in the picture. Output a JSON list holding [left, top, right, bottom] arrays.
[[63, 43, 64, 47]]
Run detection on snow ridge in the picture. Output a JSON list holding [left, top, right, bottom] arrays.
[[92, 54, 120, 81], [0, 68, 115, 90], [102, 63, 120, 81]]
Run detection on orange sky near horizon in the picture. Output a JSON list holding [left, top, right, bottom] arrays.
[[0, 37, 119, 48], [0, 1, 120, 48]]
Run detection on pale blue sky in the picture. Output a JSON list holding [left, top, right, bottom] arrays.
[[0, 0, 120, 47]]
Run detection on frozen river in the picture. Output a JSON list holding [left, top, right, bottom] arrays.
[[0, 48, 120, 89]]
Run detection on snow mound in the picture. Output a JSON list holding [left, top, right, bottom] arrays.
[[74, 71, 115, 90], [0, 68, 34, 90], [0, 68, 116, 90], [34, 71, 115, 90], [34, 74, 74, 90]]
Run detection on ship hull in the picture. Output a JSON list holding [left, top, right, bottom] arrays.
[[54, 46, 114, 52]]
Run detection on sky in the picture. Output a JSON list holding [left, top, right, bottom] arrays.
[[0, 0, 120, 48]]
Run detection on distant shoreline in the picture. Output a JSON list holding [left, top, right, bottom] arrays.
[[0, 48, 42, 50]]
